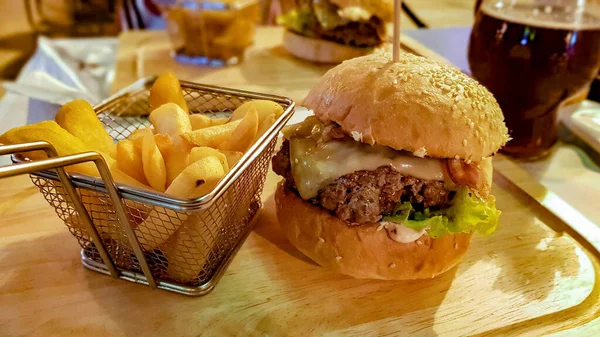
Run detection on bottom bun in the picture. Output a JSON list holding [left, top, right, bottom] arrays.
[[282, 30, 378, 64], [275, 182, 472, 280]]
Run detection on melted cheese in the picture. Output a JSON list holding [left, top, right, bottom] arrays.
[[380, 221, 426, 243], [289, 136, 447, 200], [337, 7, 372, 21]]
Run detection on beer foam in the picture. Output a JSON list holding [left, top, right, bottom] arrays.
[[481, 2, 600, 30]]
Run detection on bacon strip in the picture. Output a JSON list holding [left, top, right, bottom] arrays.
[[445, 159, 488, 197]]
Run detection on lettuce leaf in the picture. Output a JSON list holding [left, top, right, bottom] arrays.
[[382, 188, 500, 238], [312, 0, 348, 30], [277, 6, 320, 37]]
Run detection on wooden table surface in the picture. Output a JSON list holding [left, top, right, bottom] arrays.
[[1, 159, 600, 336], [111, 28, 450, 101], [2, 27, 600, 336]]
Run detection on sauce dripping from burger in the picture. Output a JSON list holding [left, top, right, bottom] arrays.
[[380, 221, 427, 243]]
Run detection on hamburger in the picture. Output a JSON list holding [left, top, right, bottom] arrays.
[[277, 0, 393, 63], [272, 53, 509, 280]]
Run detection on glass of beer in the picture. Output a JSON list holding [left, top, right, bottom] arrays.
[[468, 0, 600, 159]]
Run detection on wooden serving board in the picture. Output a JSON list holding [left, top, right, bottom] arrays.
[[1, 158, 599, 336], [2, 27, 600, 336]]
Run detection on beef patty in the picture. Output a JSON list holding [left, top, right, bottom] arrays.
[[272, 140, 452, 224], [315, 17, 386, 48]]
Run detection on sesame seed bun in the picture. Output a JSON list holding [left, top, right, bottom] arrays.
[[275, 182, 473, 280], [304, 52, 509, 162]]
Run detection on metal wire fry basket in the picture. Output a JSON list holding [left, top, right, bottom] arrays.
[[7, 77, 295, 296]]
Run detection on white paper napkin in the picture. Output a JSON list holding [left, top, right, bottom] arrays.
[[0, 36, 117, 165]]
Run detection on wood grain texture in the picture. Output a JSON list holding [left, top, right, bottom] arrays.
[[111, 28, 442, 103], [112, 28, 333, 103], [2, 26, 600, 336], [1, 158, 599, 336]]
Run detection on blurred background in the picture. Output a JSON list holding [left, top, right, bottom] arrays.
[[0, 0, 475, 80]]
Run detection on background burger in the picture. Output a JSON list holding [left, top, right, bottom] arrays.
[[272, 53, 509, 280], [277, 0, 393, 63]]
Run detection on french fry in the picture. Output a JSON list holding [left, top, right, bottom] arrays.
[[141, 131, 167, 192], [154, 133, 192, 187], [0, 120, 149, 189], [153, 134, 172, 154], [149, 72, 189, 113], [109, 166, 152, 190], [147, 103, 193, 186], [254, 113, 276, 142], [55, 99, 117, 159], [165, 156, 226, 199], [128, 128, 151, 152], [183, 120, 241, 147], [116, 139, 147, 184], [189, 114, 229, 130], [149, 103, 192, 138], [136, 156, 223, 250], [162, 212, 211, 283], [1, 121, 89, 155], [132, 137, 190, 251], [0, 121, 99, 174], [148, 103, 195, 186], [220, 150, 244, 168], [229, 100, 283, 122], [189, 147, 229, 173], [221, 107, 258, 152], [135, 207, 185, 251]]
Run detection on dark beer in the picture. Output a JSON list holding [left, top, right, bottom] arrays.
[[468, 3, 600, 158]]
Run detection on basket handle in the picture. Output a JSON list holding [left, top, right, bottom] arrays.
[[0, 141, 158, 289]]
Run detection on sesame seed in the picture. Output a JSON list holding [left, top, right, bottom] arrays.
[[376, 224, 384, 231], [454, 155, 460, 160], [393, 79, 398, 85], [389, 263, 396, 268], [470, 122, 475, 129], [417, 240, 423, 245], [452, 104, 458, 111], [294, 158, 299, 164], [335, 256, 343, 261], [319, 238, 325, 243], [454, 243, 458, 250], [462, 139, 467, 146], [351, 131, 363, 142]]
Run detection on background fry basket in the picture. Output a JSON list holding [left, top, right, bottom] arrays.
[[5, 77, 295, 296]]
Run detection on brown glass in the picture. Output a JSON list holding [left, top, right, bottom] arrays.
[[468, 2, 600, 159]]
